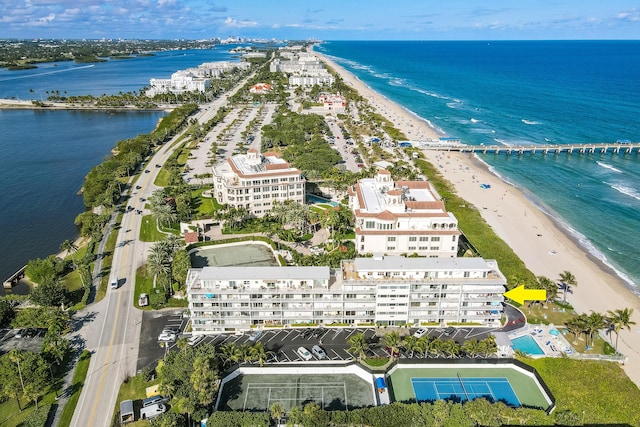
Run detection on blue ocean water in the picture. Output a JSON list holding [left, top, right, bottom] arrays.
[[0, 46, 240, 285], [316, 41, 640, 289]]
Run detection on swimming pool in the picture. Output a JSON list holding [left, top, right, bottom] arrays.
[[306, 194, 339, 207], [511, 335, 545, 356]]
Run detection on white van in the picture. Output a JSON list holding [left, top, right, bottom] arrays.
[[140, 403, 166, 420]]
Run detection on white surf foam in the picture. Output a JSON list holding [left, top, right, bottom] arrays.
[[596, 161, 622, 173], [609, 183, 640, 201], [521, 119, 541, 125]]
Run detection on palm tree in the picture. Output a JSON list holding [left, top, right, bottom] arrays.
[[536, 276, 558, 304], [218, 343, 241, 368], [147, 248, 170, 290], [415, 336, 430, 358], [270, 402, 286, 426], [403, 336, 419, 358], [381, 331, 403, 360], [558, 271, 577, 303], [565, 315, 588, 344], [607, 308, 636, 352], [479, 336, 498, 357], [347, 332, 369, 360], [249, 342, 271, 367], [461, 339, 482, 358], [440, 340, 460, 359], [59, 239, 77, 256], [429, 337, 445, 358], [585, 311, 607, 348]]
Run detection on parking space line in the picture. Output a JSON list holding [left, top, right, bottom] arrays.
[[329, 349, 342, 360]]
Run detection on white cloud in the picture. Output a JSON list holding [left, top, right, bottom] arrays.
[[224, 17, 257, 28]]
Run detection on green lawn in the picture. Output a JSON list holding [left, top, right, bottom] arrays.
[[191, 188, 222, 219], [113, 373, 161, 426], [96, 224, 120, 302], [525, 358, 640, 425], [139, 215, 170, 242], [59, 350, 92, 427]]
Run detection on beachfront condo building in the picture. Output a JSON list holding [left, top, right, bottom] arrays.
[[348, 170, 460, 257], [187, 255, 505, 333], [212, 149, 305, 217]]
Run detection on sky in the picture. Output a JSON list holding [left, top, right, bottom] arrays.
[[1, 0, 638, 40]]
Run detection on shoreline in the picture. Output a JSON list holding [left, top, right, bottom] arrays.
[[0, 98, 174, 112], [313, 46, 640, 386], [467, 152, 637, 293]]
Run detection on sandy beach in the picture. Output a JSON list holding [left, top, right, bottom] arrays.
[[314, 48, 640, 386]]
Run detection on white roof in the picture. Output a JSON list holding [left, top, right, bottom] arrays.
[[196, 266, 330, 281], [353, 256, 493, 271]]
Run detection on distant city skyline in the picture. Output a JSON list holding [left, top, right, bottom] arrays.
[[1, 0, 638, 40]]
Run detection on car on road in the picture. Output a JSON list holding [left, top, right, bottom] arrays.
[[297, 346, 313, 361], [144, 169, 150, 173], [138, 293, 149, 307], [110, 277, 118, 289], [311, 345, 327, 359], [158, 332, 176, 342], [14, 329, 24, 339], [413, 328, 428, 338], [248, 330, 263, 342], [444, 326, 456, 336]]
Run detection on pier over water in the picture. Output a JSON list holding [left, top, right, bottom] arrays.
[[422, 142, 640, 156]]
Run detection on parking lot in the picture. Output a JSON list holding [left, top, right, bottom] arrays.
[[136, 307, 504, 371], [0, 328, 46, 355]]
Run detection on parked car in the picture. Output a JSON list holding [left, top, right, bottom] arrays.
[[188, 335, 203, 346], [138, 293, 149, 307], [14, 329, 24, 339], [158, 332, 176, 342], [297, 346, 313, 361], [444, 326, 456, 336], [142, 395, 168, 408], [140, 403, 166, 420], [311, 345, 327, 360], [384, 346, 400, 358], [413, 328, 428, 338], [248, 330, 263, 342]]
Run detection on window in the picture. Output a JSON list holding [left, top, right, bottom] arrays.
[[387, 236, 396, 242], [409, 236, 417, 242], [431, 236, 440, 242], [408, 246, 416, 251], [365, 221, 375, 229], [419, 236, 428, 241]]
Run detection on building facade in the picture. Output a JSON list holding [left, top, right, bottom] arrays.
[[212, 149, 305, 217], [187, 255, 505, 333], [348, 170, 460, 257]]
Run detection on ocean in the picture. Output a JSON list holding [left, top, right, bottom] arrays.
[[315, 41, 640, 290], [0, 45, 242, 286]]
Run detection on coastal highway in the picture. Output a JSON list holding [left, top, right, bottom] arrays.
[[71, 76, 253, 426]]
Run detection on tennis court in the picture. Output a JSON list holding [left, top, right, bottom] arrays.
[[388, 364, 552, 410], [217, 372, 375, 412], [411, 376, 521, 406]]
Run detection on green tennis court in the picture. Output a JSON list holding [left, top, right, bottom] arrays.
[[388, 365, 551, 410], [217, 373, 375, 412]]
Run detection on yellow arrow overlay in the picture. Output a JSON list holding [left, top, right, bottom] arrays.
[[504, 285, 546, 305]]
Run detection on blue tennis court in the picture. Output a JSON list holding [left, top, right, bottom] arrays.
[[411, 376, 521, 407]]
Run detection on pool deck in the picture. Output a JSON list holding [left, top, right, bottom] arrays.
[[509, 324, 575, 358]]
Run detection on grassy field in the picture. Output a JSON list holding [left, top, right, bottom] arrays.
[[525, 358, 640, 425], [113, 373, 161, 426]]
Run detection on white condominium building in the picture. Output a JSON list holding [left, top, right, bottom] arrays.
[[187, 255, 505, 333], [348, 170, 460, 257], [212, 149, 305, 217]]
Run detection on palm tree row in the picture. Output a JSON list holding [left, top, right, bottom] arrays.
[[347, 331, 498, 361], [216, 341, 273, 368], [565, 307, 635, 352]]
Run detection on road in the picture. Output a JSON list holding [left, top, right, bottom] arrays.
[[71, 75, 253, 426]]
